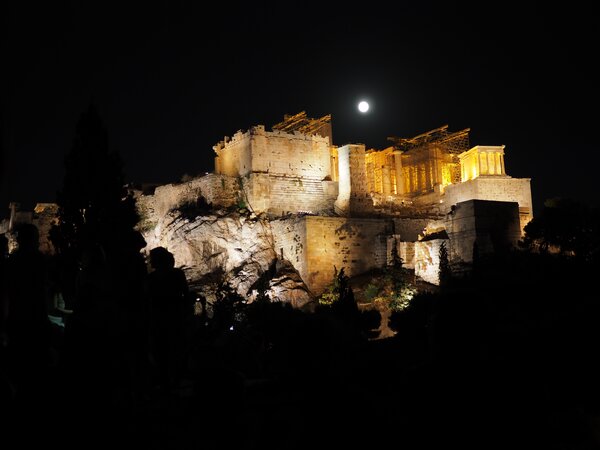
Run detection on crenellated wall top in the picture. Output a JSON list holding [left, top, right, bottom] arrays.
[[213, 125, 330, 154]]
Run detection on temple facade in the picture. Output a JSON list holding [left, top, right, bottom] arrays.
[[213, 112, 532, 227]]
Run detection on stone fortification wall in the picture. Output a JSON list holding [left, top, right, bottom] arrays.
[[214, 126, 332, 180], [214, 126, 336, 215], [136, 174, 240, 230], [214, 129, 252, 176], [303, 216, 392, 294], [272, 215, 393, 295], [444, 199, 521, 264], [243, 173, 338, 216], [443, 177, 532, 232], [392, 217, 431, 242], [271, 216, 308, 270], [248, 126, 332, 179]]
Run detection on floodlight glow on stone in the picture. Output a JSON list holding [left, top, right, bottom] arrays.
[[358, 101, 369, 113]]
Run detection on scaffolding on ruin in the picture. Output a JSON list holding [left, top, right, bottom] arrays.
[[387, 126, 471, 190], [272, 111, 332, 136], [387, 125, 471, 155]]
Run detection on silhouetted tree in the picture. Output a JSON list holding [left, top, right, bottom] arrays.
[[438, 241, 451, 287], [384, 240, 417, 311], [51, 104, 139, 257], [390, 238, 403, 269], [50, 104, 142, 306], [522, 197, 600, 262], [319, 266, 353, 309]]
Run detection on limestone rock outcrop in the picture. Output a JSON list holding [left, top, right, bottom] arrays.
[[140, 204, 312, 307]]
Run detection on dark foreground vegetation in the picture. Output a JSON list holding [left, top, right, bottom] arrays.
[[2, 239, 600, 450]]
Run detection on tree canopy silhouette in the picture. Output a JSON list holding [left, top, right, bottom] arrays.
[[438, 241, 451, 286], [522, 197, 600, 263], [51, 104, 140, 259]]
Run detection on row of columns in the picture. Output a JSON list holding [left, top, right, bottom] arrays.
[[371, 150, 461, 196], [375, 150, 408, 196], [393, 150, 405, 195], [478, 151, 505, 176]]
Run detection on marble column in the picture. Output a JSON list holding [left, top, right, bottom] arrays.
[[382, 165, 391, 196], [393, 150, 404, 194]]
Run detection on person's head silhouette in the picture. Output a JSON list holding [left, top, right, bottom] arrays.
[[0, 233, 8, 256], [14, 223, 40, 253], [149, 246, 175, 271]]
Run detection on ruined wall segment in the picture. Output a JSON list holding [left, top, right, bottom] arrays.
[[214, 123, 336, 216], [214, 130, 252, 177], [444, 177, 532, 233], [303, 216, 392, 294], [443, 199, 521, 265], [392, 217, 431, 242], [248, 126, 331, 179], [334, 144, 372, 216], [135, 174, 239, 230], [244, 174, 338, 216], [415, 238, 446, 285], [271, 216, 308, 273], [272, 215, 393, 295], [214, 125, 331, 180]]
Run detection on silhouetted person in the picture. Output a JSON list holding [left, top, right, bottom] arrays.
[[0, 233, 7, 258], [61, 240, 116, 416], [105, 229, 148, 410], [1, 224, 52, 403], [147, 246, 190, 398], [0, 233, 9, 346], [0, 233, 14, 407]]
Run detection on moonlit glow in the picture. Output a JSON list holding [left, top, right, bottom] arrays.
[[358, 101, 369, 113]]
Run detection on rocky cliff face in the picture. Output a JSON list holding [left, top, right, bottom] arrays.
[[138, 196, 312, 308]]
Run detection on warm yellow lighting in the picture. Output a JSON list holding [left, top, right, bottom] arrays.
[[459, 145, 506, 182], [441, 165, 453, 187], [459, 147, 481, 181]]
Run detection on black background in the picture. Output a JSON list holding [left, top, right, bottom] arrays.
[[3, 2, 598, 216]]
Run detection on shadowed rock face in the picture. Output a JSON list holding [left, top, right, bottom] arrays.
[[140, 207, 312, 308], [267, 260, 312, 309]]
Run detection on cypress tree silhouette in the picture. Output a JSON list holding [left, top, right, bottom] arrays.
[[50, 104, 142, 303], [53, 104, 140, 250], [438, 241, 451, 287]]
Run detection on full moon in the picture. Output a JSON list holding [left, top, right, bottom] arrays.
[[358, 101, 370, 113]]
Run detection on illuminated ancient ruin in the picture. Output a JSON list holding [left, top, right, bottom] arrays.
[[138, 112, 532, 296]]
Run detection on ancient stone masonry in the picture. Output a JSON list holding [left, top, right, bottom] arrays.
[[444, 175, 532, 233], [135, 112, 534, 298], [213, 119, 336, 216], [444, 200, 521, 264], [4, 112, 535, 301], [272, 215, 392, 294], [387, 125, 469, 197]]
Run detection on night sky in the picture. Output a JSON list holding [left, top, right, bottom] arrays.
[[2, 2, 599, 218]]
